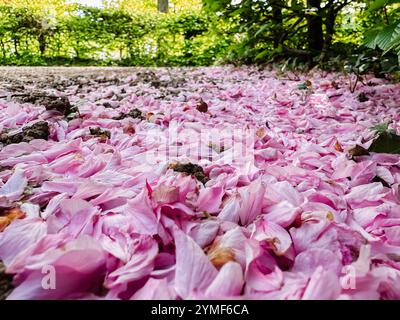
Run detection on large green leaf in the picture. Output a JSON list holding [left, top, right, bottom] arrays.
[[382, 23, 400, 53], [369, 0, 389, 10], [368, 131, 400, 154], [376, 24, 398, 50], [369, 0, 400, 11], [364, 29, 381, 49], [383, 36, 400, 55]]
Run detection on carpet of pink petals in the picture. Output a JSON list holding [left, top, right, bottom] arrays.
[[1, 66, 400, 300]]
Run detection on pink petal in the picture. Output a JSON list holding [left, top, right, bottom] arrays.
[[218, 194, 241, 223], [292, 248, 342, 276], [196, 186, 224, 214], [264, 201, 301, 227], [238, 179, 265, 225], [188, 220, 220, 248], [0, 168, 27, 203], [105, 235, 158, 289], [152, 185, 179, 204], [252, 219, 292, 256], [302, 266, 341, 300], [124, 188, 158, 235], [7, 236, 107, 300], [205, 262, 244, 298], [131, 278, 176, 300], [174, 230, 218, 298], [0, 218, 47, 268]]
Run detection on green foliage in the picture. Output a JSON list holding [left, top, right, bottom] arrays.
[[0, 4, 227, 66], [201, 0, 400, 73], [370, 122, 394, 133], [369, 131, 400, 154], [365, 23, 400, 58], [368, 121, 400, 154], [343, 49, 399, 77], [363, 0, 400, 62], [370, 122, 396, 134]]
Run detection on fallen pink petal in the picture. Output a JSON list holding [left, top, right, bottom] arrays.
[[0, 64, 400, 302]]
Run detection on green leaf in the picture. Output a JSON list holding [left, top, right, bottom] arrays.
[[376, 24, 398, 50], [368, 131, 400, 154], [383, 36, 400, 54], [254, 23, 269, 38], [382, 23, 400, 54], [369, 0, 400, 11], [369, 0, 389, 11], [297, 83, 308, 90], [254, 49, 269, 61], [370, 122, 390, 133], [364, 29, 381, 49]]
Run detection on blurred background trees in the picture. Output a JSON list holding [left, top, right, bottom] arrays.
[[0, 0, 398, 74]]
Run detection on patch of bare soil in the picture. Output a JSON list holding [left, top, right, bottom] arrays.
[[0, 261, 13, 300]]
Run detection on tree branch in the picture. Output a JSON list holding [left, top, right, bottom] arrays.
[[334, 0, 350, 14], [279, 16, 305, 43]]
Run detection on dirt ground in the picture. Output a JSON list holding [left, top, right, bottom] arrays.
[[0, 66, 150, 80], [0, 67, 143, 91], [0, 66, 198, 89], [0, 66, 219, 104]]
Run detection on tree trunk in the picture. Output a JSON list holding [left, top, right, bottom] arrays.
[[119, 46, 123, 60], [322, 1, 350, 57], [271, 0, 283, 48], [306, 0, 323, 52], [0, 39, 6, 58], [157, 0, 169, 13], [321, 7, 336, 58], [56, 39, 61, 57], [13, 38, 19, 57], [74, 41, 80, 59], [38, 34, 46, 56]]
